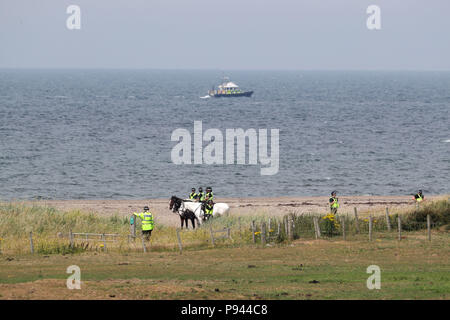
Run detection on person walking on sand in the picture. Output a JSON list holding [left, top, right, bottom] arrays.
[[413, 190, 424, 203], [133, 206, 154, 241], [329, 191, 339, 214]]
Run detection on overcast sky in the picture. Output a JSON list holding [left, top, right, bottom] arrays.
[[1, 0, 449, 70]]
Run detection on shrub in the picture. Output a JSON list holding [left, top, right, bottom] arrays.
[[36, 240, 88, 255], [321, 213, 340, 237], [402, 200, 450, 231]]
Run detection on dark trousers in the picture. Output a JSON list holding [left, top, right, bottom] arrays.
[[142, 230, 152, 241]]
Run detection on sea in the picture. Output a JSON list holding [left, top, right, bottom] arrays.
[[0, 69, 449, 200]]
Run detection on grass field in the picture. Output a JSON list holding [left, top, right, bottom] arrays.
[[1, 231, 449, 299], [0, 201, 449, 299]]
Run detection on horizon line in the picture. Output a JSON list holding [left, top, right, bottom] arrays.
[[1, 67, 450, 72]]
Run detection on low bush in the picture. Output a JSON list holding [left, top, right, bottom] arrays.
[[401, 200, 450, 231]]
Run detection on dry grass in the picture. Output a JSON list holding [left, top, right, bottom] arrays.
[[1, 199, 449, 255]]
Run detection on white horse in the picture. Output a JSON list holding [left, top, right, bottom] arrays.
[[169, 196, 230, 224], [211, 202, 230, 216]]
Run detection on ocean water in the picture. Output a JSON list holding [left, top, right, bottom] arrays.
[[0, 69, 449, 200]]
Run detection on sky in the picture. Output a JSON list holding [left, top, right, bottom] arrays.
[[1, 0, 449, 70]]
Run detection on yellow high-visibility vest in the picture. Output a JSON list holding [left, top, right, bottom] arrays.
[[133, 212, 154, 231], [330, 197, 339, 209]]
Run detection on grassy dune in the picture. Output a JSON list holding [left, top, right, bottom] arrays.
[[0, 200, 449, 254]]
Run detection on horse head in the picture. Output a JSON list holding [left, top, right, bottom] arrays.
[[169, 195, 182, 213]]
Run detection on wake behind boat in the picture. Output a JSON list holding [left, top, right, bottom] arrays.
[[207, 77, 253, 98]]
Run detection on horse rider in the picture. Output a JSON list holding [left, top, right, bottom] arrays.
[[204, 187, 214, 219], [197, 187, 205, 202], [329, 191, 339, 214], [133, 206, 154, 241], [205, 187, 214, 202], [204, 200, 214, 220], [414, 190, 424, 203], [189, 188, 198, 201]]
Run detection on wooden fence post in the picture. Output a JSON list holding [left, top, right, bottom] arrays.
[[284, 217, 288, 235], [354, 207, 360, 234], [251, 221, 256, 244], [209, 226, 216, 247], [268, 218, 271, 232], [341, 217, 346, 240], [277, 220, 281, 237], [385, 207, 391, 232], [227, 228, 231, 240], [313, 217, 317, 239], [130, 214, 136, 241], [368, 215, 373, 242], [287, 219, 291, 241], [69, 229, 74, 248], [427, 214, 431, 241], [29, 232, 34, 254], [291, 217, 296, 239], [102, 234, 107, 252], [397, 216, 402, 241], [316, 216, 321, 238], [238, 217, 242, 238], [176, 229, 183, 254], [313, 217, 320, 239], [261, 222, 266, 247]]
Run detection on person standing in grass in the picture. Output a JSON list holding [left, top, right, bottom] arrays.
[[329, 191, 339, 214], [133, 206, 154, 241]]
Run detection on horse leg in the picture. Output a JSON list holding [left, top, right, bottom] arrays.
[[191, 217, 195, 229], [180, 217, 184, 229]]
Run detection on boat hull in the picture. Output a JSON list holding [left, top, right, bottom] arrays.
[[210, 91, 253, 98]]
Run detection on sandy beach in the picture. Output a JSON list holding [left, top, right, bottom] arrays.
[[23, 194, 446, 227]]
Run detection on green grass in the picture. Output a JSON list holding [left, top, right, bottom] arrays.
[[0, 234, 449, 299]]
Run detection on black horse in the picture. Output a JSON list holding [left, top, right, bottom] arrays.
[[169, 195, 198, 229]]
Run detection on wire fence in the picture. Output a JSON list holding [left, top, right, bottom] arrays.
[[0, 210, 440, 256]]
